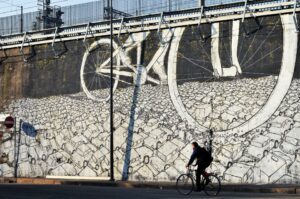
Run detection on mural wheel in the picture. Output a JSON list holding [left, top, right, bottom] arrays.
[[81, 32, 163, 102], [168, 14, 298, 139], [80, 39, 121, 102]]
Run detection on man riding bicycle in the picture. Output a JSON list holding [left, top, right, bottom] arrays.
[[186, 142, 213, 191]]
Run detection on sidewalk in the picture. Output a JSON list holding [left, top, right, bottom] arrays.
[[1, 177, 300, 194]]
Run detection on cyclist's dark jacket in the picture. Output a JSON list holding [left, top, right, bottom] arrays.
[[187, 146, 212, 166]]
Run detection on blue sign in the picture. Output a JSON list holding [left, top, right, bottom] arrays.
[[21, 122, 37, 137]]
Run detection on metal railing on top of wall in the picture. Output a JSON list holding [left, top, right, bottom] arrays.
[[0, 0, 244, 35]]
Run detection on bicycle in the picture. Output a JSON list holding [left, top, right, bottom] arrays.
[[176, 167, 221, 196]]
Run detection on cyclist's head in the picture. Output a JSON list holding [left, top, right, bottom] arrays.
[[191, 142, 199, 150]]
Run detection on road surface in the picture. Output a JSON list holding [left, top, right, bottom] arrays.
[[0, 185, 298, 199]]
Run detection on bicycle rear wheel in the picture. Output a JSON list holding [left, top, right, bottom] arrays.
[[203, 174, 221, 196], [176, 174, 194, 195]]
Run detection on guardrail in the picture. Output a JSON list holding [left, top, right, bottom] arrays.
[[0, 0, 299, 51]]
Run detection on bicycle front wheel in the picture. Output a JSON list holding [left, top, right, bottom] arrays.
[[176, 174, 194, 195], [203, 174, 221, 196]]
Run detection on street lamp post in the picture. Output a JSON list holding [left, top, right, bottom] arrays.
[[109, 0, 115, 182]]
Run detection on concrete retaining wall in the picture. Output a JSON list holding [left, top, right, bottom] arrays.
[[0, 14, 300, 184]]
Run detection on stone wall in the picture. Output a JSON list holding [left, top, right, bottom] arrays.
[[0, 13, 300, 184]]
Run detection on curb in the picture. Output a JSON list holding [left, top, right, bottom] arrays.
[[0, 178, 60, 185], [1, 178, 299, 194]]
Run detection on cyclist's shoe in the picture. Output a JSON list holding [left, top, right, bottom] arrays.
[[194, 186, 203, 192], [194, 188, 202, 192]]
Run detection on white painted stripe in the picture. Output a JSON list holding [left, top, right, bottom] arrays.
[[232, 20, 242, 74], [211, 22, 223, 77], [211, 21, 239, 77]]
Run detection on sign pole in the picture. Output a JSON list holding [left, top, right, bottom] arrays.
[[109, 0, 115, 182], [13, 117, 17, 178]]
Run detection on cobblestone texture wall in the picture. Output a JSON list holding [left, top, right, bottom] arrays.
[[0, 14, 300, 184]]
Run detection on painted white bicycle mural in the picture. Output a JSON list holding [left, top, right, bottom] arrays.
[[80, 14, 298, 141]]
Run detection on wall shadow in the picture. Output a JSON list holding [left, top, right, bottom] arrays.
[[122, 66, 143, 181]]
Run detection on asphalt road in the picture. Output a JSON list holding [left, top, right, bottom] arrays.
[[0, 185, 299, 199]]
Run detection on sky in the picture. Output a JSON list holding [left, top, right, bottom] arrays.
[[0, 0, 240, 17], [0, 0, 98, 17]]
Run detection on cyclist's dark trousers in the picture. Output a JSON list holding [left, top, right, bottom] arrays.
[[196, 161, 210, 190]]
